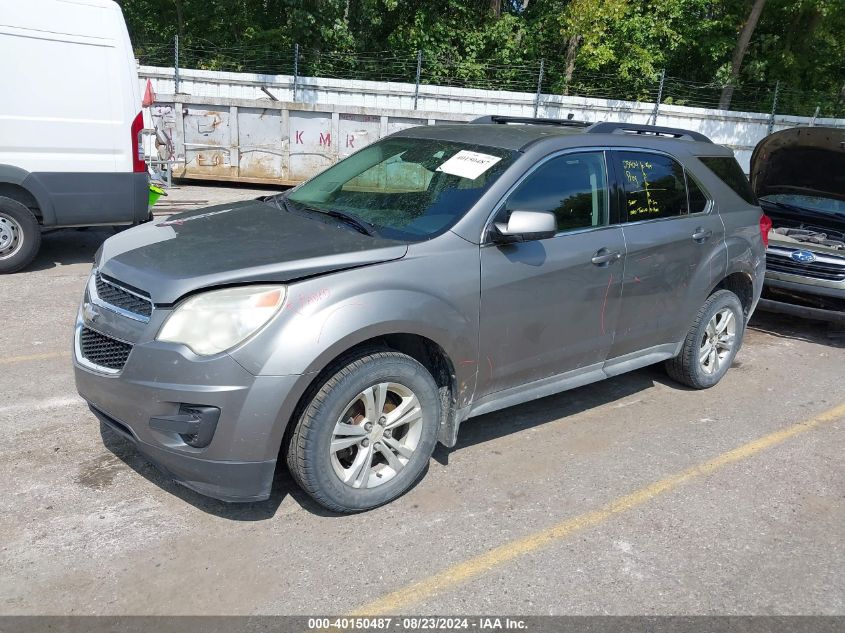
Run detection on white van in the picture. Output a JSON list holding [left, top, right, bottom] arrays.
[[0, 0, 148, 273]]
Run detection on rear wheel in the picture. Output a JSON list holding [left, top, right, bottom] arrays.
[[665, 289, 745, 389], [0, 197, 40, 274], [286, 350, 440, 513]]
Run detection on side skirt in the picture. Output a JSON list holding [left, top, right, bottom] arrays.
[[459, 342, 682, 427]]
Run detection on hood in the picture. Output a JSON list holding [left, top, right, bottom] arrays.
[[98, 199, 408, 304], [750, 126, 845, 201]]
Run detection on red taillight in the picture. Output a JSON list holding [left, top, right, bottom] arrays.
[[130, 111, 145, 173], [760, 213, 772, 248]]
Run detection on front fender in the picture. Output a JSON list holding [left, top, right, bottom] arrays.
[[229, 237, 482, 407], [236, 287, 477, 396]]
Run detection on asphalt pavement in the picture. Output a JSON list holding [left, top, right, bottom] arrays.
[[1, 183, 842, 616]]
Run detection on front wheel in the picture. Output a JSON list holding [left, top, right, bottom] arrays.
[[665, 289, 745, 389], [286, 350, 440, 513]]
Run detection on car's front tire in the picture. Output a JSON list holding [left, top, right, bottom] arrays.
[[665, 289, 745, 389], [286, 350, 440, 513]]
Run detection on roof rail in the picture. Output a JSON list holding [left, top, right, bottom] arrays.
[[471, 115, 590, 128], [586, 122, 713, 143]]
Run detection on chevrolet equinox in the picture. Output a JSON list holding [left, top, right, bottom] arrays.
[[74, 118, 767, 512]]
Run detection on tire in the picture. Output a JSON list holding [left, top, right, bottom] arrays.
[[0, 196, 41, 274], [286, 350, 441, 513], [665, 289, 745, 390]]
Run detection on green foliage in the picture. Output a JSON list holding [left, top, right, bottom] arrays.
[[119, 0, 845, 116]]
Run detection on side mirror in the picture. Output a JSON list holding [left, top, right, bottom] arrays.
[[491, 210, 556, 243]]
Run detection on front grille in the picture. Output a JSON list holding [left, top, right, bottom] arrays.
[[95, 273, 152, 319], [79, 327, 133, 371], [766, 253, 845, 282]]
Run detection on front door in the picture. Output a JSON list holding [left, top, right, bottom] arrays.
[[476, 151, 625, 398]]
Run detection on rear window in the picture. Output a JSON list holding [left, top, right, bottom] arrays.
[[699, 157, 757, 204]]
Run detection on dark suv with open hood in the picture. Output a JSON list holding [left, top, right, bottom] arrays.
[[752, 126, 845, 323]]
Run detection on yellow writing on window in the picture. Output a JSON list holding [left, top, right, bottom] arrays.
[[625, 157, 660, 217]]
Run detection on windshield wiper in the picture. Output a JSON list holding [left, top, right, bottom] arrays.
[[320, 209, 377, 236], [267, 194, 293, 214], [273, 196, 377, 236]]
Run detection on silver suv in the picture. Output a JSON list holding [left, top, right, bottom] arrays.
[[74, 119, 767, 512]]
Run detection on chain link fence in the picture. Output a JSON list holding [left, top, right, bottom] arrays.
[[135, 39, 845, 120]]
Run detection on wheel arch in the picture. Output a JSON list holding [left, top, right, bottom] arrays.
[[710, 271, 755, 317], [0, 164, 56, 225], [277, 330, 464, 467]]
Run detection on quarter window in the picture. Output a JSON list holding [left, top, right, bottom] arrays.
[[614, 151, 688, 221], [699, 156, 757, 204], [503, 152, 608, 232], [687, 173, 709, 214]]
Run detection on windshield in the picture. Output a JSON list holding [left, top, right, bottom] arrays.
[[762, 194, 845, 218], [287, 136, 516, 241]]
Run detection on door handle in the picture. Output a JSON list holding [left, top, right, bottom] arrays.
[[692, 228, 713, 242], [591, 249, 622, 266]]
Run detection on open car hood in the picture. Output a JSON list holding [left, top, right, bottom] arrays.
[[750, 126, 845, 202]]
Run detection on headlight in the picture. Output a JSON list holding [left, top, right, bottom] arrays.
[[157, 285, 286, 355]]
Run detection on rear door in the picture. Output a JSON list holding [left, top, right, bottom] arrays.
[[476, 150, 625, 398], [607, 149, 725, 359]]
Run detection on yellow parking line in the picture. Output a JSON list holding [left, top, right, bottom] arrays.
[[0, 351, 70, 365], [350, 401, 845, 615]]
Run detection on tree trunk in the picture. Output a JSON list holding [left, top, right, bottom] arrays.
[[563, 34, 582, 92], [718, 0, 767, 110], [490, 0, 501, 17]]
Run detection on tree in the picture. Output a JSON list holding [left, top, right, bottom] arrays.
[[119, 0, 845, 116], [557, 0, 627, 83], [718, 0, 768, 109]]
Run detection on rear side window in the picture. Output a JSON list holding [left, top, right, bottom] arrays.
[[504, 151, 608, 232], [699, 156, 757, 204], [613, 151, 688, 220]]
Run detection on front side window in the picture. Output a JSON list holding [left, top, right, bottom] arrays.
[[287, 137, 515, 241], [501, 151, 608, 233], [614, 151, 689, 221]]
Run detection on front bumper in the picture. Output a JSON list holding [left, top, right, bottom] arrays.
[[759, 276, 845, 324], [73, 313, 305, 502], [88, 404, 276, 502]]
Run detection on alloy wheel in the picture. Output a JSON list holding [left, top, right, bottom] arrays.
[[330, 382, 424, 489], [699, 308, 736, 375]]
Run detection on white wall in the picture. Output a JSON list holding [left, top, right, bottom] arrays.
[[139, 65, 845, 173]]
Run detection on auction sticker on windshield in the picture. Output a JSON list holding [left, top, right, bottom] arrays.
[[437, 150, 502, 180]]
